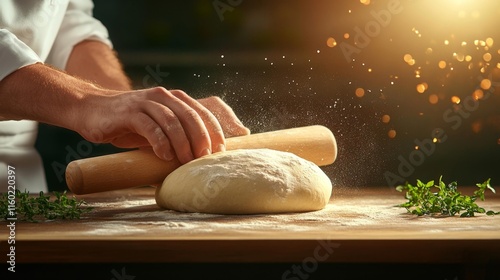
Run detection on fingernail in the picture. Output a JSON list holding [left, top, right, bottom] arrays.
[[217, 144, 226, 152], [163, 152, 175, 161], [200, 148, 211, 157]]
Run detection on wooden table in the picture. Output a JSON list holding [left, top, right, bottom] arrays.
[[2, 186, 499, 279]]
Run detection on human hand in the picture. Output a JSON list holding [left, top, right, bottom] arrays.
[[78, 87, 225, 164], [197, 96, 250, 138]]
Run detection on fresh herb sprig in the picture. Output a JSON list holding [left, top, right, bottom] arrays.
[[0, 189, 93, 222], [396, 177, 500, 217]]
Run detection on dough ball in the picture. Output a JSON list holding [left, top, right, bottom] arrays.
[[155, 149, 332, 214]]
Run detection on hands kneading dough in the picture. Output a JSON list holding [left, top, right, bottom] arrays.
[[155, 149, 332, 214]]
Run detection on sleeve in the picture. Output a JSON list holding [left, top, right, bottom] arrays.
[[46, 0, 113, 70], [0, 29, 42, 81]]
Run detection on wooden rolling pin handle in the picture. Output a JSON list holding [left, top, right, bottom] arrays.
[[66, 125, 338, 195]]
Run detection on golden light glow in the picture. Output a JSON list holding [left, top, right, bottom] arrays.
[[412, 28, 422, 38], [416, 83, 428, 93], [355, 88, 365, 98], [483, 53, 492, 62], [341, 1, 500, 140], [429, 94, 439, 104], [480, 79, 491, 90], [388, 130, 397, 139], [473, 89, 484, 100], [403, 54, 413, 63], [326, 37, 337, 48], [451, 96, 461, 104], [486, 37, 494, 47]]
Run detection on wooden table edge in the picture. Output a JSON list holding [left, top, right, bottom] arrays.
[[11, 238, 500, 264]]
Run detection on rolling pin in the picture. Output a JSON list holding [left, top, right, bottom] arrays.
[[66, 125, 338, 195]]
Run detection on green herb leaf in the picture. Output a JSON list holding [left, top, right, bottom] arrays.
[[0, 189, 93, 222], [396, 178, 499, 217]]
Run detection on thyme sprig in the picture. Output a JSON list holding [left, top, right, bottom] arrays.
[[0, 189, 93, 222], [396, 177, 500, 217]]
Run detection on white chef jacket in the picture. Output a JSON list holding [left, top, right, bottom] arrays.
[[0, 0, 112, 192]]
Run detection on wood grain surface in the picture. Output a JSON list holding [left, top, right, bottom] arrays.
[[3, 186, 500, 264]]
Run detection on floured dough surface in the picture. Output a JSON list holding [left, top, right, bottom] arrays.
[[155, 149, 332, 214]]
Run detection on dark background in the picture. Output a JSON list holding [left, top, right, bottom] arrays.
[[36, 0, 500, 191]]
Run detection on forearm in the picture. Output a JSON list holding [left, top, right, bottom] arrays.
[[0, 63, 105, 131], [66, 40, 132, 91]]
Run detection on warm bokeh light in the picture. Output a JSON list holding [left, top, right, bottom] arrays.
[[486, 37, 494, 47], [355, 87, 365, 98], [416, 83, 428, 93], [472, 89, 484, 100], [480, 79, 492, 90], [326, 37, 337, 48], [483, 53, 492, 62], [332, 0, 499, 152], [412, 27, 422, 38], [403, 54, 417, 66], [404, 54, 413, 63], [388, 129, 397, 139], [456, 53, 465, 62], [429, 94, 439, 104]]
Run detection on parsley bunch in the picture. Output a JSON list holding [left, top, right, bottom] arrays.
[[0, 189, 93, 222], [396, 177, 500, 217]]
